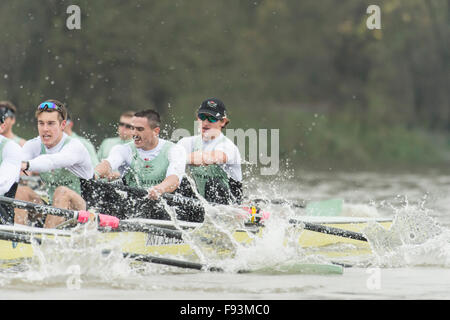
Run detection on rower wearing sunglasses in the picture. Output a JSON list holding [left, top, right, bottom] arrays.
[[0, 107, 23, 225], [97, 110, 135, 161], [177, 98, 243, 204], [97, 110, 135, 180], [15, 99, 94, 228]]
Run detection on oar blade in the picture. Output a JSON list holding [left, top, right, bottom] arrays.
[[248, 262, 343, 275], [306, 198, 344, 216]]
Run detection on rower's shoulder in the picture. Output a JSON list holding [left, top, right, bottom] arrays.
[[176, 135, 197, 150], [1, 136, 22, 153], [22, 136, 41, 148], [64, 135, 91, 152], [176, 135, 196, 143], [219, 134, 240, 150]]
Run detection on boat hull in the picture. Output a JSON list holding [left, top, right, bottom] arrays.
[[0, 217, 392, 265]]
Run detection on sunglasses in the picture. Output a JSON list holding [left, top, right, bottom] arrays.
[[37, 101, 65, 119], [198, 113, 219, 123], [119, 122, 133, 129], [38, 102, 60, 111]]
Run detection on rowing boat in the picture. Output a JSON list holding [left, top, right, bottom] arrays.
[[0, 192, 394, 274], [0, 216, 392, 266]]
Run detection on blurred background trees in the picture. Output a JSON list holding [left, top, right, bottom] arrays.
[[0, 0, 448, 170]]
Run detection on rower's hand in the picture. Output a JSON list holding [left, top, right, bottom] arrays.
[[21, 161, 30, 175], [107, 171, 121, 181], [188, 151, 204, 166], [148, 186, 164, 200]]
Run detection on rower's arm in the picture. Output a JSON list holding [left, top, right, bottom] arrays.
[[188, 150, 228, 166], [148, 174, 180, 200]]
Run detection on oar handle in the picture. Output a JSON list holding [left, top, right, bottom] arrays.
[[0, 195, 188, 241], [87, 179, 204, 210], [0, 195, 77, 219]]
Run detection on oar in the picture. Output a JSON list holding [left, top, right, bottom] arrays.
[[288, 218, 368, 242], [0, 229, 220, 272], [0, 229, 42, 245], [78, 183, 364, 242], [2, 194, 366, 243], [85, 179, 205, 212], [89, 180, 342, 215], [122, 252, 223, 272], [249, 198, 344, 216], [0, 195, 183, 240]]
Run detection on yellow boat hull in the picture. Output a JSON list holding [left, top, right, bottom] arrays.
[[0, 218, 392, 264]]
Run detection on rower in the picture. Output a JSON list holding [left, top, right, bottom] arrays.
[[64, 111, 100, 167], [177, 98, 243, 205], [15, 99, 94, 228], [0, 101, 26, 146], [97, 110, 135, 160], [92, 109, 193, 220], [0, 107, 23, 225], [97, 110, 135, 180]]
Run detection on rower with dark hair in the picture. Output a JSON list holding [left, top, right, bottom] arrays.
[[97, 110, 135, 161], [92, 109, 197, 221], [0, 107, 23, 224]]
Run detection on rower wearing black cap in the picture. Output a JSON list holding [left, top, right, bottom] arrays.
[[0, 106, 23, 224], [177, 98, 243, 205]]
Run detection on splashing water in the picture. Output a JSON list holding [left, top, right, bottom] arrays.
[[214, 212, 332, 274], [0, 222, 137, 288], [363, 203, 450, 268]]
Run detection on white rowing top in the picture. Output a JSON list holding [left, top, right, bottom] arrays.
[[105, 138, 186, 182], [22, 133, 94, 179], [0, 135, 23, 195], [177, 133, 242, 182]]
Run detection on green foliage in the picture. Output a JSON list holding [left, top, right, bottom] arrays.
[[0, 0, 448, 169]]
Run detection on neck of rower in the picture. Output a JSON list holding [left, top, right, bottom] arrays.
[[46, 132, 64, 149], [142, 136, 159, 151]]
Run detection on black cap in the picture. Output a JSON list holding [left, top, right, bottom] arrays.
[[197, 98, 227, 120], [0, 107, 8, 124]]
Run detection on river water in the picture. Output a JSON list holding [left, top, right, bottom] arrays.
[[1, 169, 449, 303]]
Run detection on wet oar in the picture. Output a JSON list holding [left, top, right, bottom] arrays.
[[88, 180, 343, 216], [289, 218, 368, 242], [0, 230, 42, 245], [0, 196, 183, 240], [86, 179, 205, 212], [122, 252, 223, 272], [249, 198, 344, 216], [0, 229, 218, 272]]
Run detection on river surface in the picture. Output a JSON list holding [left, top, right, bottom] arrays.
[[1, 169, 449, 303]]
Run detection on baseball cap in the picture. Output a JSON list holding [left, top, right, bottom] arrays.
[[197, 98, 227, 120], [0, 107, 10, 124]]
